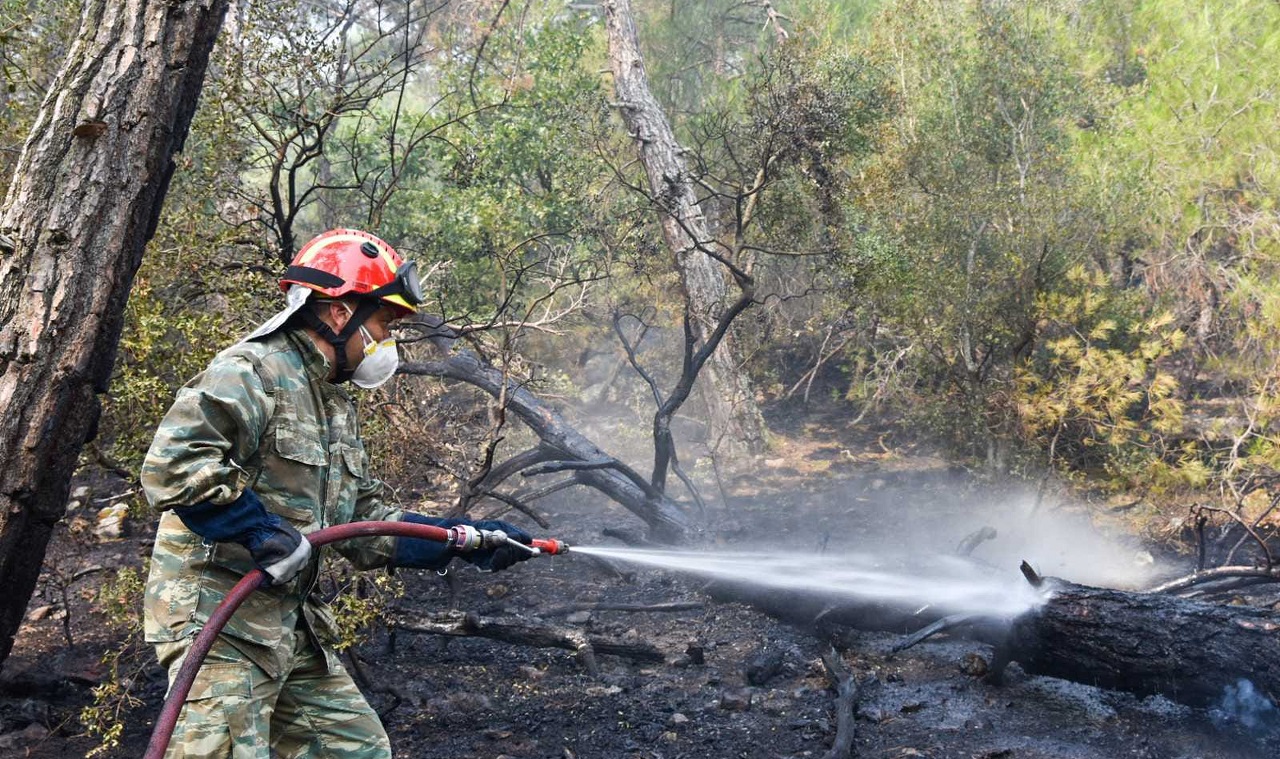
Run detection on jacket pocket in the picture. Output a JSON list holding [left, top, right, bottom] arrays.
[[264, 420, 327, 524], [184, 662, 252, 701], [329, 444, 366, 525], [274, 421, 326, 466]]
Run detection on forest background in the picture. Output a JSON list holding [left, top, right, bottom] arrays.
[[0, 0, 1278, 750], [4, 0, 1280, 602]]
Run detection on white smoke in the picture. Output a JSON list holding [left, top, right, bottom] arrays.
[[1211, 679, 1279, 733]]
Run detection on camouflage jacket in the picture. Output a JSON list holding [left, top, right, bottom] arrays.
[[141, 328, 403, 675]]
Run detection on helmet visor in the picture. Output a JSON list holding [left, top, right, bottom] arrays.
[[369, 260, 424, 309]]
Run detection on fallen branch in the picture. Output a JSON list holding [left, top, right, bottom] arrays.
[[542, 601, 704, 617], [392, 610, 664, 675], [820, 647, 860, 759], [888, 613, 978, 656], [517, 476, 578, 503], [1145, 566, 1280, 595], [1180, 576, 1280, 599], [1195, 504, 1274, 568]]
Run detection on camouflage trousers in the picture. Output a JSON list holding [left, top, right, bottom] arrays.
[[155, 622, 390, 759]]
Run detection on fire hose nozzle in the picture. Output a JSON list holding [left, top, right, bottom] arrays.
[[493, 532, 571, 557], [446, 525, 568, 557], [531, 538, 568, 555]]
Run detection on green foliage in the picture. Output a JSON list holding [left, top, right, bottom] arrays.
[[103, 270, 239, 467], [1014, 266, 1195, 490], [100, 181, 267, 465], [86, 0, 1280, 514], [382, 17, 625, 325], [0, 0, 78, 185], [325, 570, 405, 652], [840, 0, 1109, 464], [80, 566, 148, 757], [1074, 1, 1280, 366]]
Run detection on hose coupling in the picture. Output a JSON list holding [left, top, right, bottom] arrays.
[[445, 524, 483, 553]]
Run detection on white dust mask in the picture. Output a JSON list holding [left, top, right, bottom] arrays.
[[344, 306, 399, 389]]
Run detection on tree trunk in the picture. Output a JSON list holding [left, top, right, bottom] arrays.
[[0, 0, 229, 670], [999, 583, 1280, 708], [603, 0, 767, 463]]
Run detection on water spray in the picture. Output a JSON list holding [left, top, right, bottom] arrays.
[[572, 545, 1045, 618], [145, 521, 568, 759]]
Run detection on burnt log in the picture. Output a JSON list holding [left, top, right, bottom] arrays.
[[392, 610, 665, 676], [998, 581, 1280, 708], [705, 576, 1280, 709]]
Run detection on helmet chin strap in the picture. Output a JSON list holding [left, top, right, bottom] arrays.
[[299, 299, 381, 383]]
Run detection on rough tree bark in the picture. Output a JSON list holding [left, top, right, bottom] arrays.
[[998, 582, 1280, 708], [0, 0, 229, 669], [603, 0, 767, 463]]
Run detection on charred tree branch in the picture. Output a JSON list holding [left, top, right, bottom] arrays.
[[956, 527, 997, 557], [522, 458, 667, 504], [399, 326, 691, 541], [889, 613, 979, 656], [392, 610, 665, 673], [1145, 566, 1280, 595], [517, 477, 579, 503], [475, 488, 550, 529], [541, 601, 704, 616], [1196, 503, 1275, 568], [820, 647, 860, 759]]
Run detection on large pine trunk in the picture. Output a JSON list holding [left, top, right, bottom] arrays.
[[0, 0, 229, 669], [603, 0, 767, 463]]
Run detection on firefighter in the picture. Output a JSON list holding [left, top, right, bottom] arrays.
[[141, 229, 530, 758]]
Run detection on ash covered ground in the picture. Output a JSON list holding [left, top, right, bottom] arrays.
[[2, 416, 1277, 759]]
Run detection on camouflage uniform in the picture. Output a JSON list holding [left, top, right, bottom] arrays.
[[142, 328, 404, 758]]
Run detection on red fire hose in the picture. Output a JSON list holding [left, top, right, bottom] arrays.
[[144, 520, 567, 759]]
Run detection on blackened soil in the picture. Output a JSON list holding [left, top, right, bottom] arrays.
[[3, 427, 1278, 759]]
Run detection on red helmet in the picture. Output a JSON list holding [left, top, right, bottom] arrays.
[[281, 229, 422, 316]]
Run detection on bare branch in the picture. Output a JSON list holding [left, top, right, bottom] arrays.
[[1146, 566, 1280, 595]]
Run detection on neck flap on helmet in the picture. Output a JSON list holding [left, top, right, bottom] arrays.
[[298, 298, 382, 384]]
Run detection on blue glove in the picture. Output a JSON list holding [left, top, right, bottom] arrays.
[[391, 513, 463, 570], [391, 515, 533, 572], [469, 520, 533, 572], [173, 489, 311, 585]]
